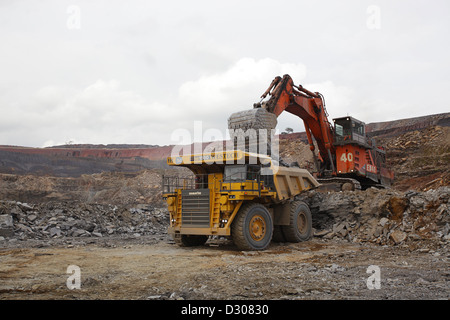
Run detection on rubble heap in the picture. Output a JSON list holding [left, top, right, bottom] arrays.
[[0, 201, 168, 241], [297, 186, 450, 246]]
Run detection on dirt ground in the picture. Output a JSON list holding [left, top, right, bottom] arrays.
[[1, 236, 448, 300]]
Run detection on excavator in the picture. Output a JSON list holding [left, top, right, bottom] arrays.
[[230, 74, 394, 190]]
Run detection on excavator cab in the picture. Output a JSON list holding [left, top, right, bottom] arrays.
[[333, 116, 368, 147]]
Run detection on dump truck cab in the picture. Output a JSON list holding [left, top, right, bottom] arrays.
[[162, 150, 319, 250]]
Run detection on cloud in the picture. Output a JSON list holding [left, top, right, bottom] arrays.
[[303, 80, 356, 120], [0, 57, 358, 147], [0, 79, 168, 146], [179, 57, 307, 109], [176, 58, 362, 139], [176, 57, 308, 135]]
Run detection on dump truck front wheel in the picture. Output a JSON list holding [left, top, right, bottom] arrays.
[[232, 203, 273, 251], [282, 201, 312, 242]]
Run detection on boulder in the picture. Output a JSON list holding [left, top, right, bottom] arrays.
[[390, 230, 407, 244]]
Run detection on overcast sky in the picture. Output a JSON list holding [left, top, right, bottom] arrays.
[[0, 0, 449, 147]]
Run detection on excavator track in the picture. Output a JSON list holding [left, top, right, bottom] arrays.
[[317, 177, 362, 191]]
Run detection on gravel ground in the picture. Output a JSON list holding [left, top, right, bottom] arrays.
[[0, 236, 448, 300]]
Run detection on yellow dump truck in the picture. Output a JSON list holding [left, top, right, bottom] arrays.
[[162, 150, 320, 250]]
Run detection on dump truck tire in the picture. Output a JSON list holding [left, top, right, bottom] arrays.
[[282, 201, 312, 242], [174, 234, 208, 247], [232, 203, 273, 251]]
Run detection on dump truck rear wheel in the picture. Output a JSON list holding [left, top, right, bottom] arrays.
[[232, 203, 273, 251], [174, 234, 208, 247], [282, 201, 312, 242]]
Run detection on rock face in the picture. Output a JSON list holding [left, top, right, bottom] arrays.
[[0, 200, 168, 240], [0, 169, 179, 206], [296, 186, 449, 246], [381, 125, 450, 191]]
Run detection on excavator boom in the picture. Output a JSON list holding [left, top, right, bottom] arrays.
[[256, 74, 336, 173], [229, 74, 394, 189]]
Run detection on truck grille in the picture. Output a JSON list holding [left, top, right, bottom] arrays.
[[181, 189, 210, 227]]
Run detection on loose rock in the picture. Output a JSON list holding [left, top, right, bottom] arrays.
[[0, 200, 169, 240]]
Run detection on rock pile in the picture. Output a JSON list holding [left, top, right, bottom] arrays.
[[1, 185, 448, 249], [0, 200, 168, 241], [297, 186, 449, 246]]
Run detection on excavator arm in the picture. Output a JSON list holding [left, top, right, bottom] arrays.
[[255, 74, 336, 174]]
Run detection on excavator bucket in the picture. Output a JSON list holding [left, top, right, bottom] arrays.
[[228, 108, 277, 155], [227, 108, 278, 154], [227, 107, 277, 132]]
